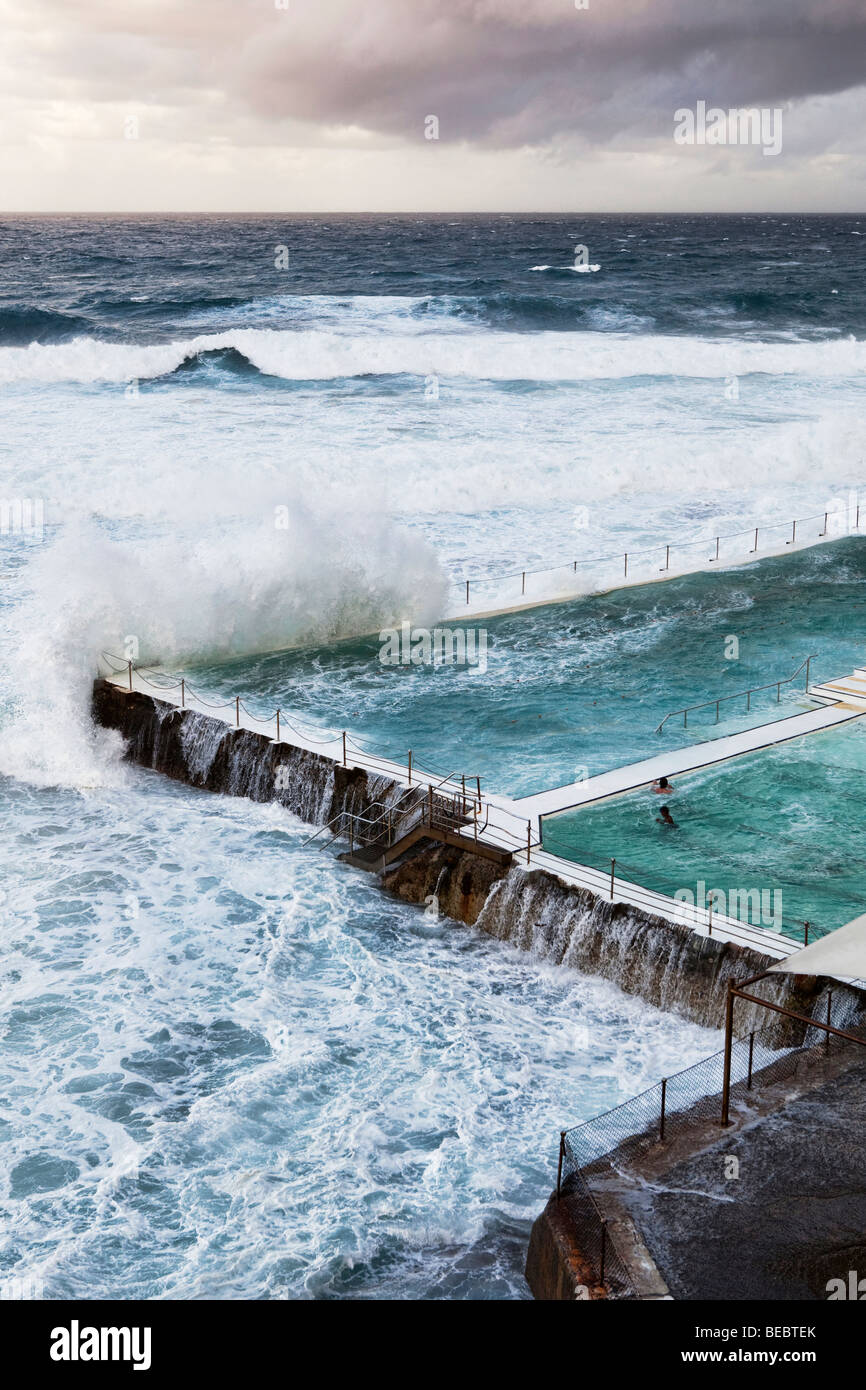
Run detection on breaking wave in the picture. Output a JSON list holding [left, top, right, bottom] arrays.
[[2, 328, 865, 385]]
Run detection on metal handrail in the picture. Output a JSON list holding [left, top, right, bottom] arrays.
[[655, 654, 816, 734]]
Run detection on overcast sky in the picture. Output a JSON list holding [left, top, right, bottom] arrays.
[[2, 0, 865, 211]]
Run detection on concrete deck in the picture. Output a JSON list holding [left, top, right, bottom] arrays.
[[513, 701, 866, 822]]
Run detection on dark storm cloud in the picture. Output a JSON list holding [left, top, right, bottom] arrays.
[[239, 0, 866, 145], [18, 0, 866, 148]]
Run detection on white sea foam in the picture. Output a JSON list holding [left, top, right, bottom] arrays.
[[0, 508, 446, 790], [2, 328, 865, 385]]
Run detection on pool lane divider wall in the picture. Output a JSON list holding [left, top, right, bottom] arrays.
[[92, 677, 856, 1033]]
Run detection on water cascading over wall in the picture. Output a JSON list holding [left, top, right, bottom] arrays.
[[93, 680, 861, 1032]]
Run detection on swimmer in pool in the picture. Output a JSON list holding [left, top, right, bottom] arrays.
[[651, 776, 674, 794], [656, 804, 678, 828]]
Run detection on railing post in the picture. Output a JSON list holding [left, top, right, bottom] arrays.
[[659, 1078, 667, 1141], [805, 658, 811, 693], [465, 579, 470, 605], [819, 511, 828, 538], [721, 981, 735, 1126], [428, 783, 433, 827], [826, 990, 832, 1051], [804, 920, 810, 946], [624, 552, 628, 578], [715, 699, 720, 723], [388, 810, 393, 846], [180, 679, 185, 708], [708, 896, 713, 936], [776, 682, 781, 703], [609, 858, 615, 902], [235, 696, 240, 728], [408, 750, 412, 785], [747, 1031, 755, 1089], [660, 544, 670, 573], [526, 820, 531, 865], [349, 815, 354, 853], [276, 710, 280, 742], [786, 519, 796, 545], [556, 1131, 566, 1199], [711, 536, 719, 562], [521, 571, 526, 596], [128, 660, 133, 692], [342, 731, 347, 767], [461, 774, 466, 814], [750, 526, 758, 553]]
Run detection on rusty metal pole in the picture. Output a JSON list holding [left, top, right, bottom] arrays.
[[556, 1132, 566, 1199], [659, 1078, 667, 1141], [721, 981, 736, 1127]]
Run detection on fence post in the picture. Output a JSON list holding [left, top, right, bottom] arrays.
[[465, 579, 470, 605], [787, 519, 796, 545], [804, 920, 810, 946], [522, 571, 526, 596], [711, 536, 719, 562], [180, 679, 185, 709], [826, 990, 832, 1051], [526, 820, 531, 865], [708, 896, 713, 936], [342, 731, 347, 767], [609, 858, 615, 902], [659, 1078, 667, 1141], [408, 750, 413, 785], [556, 1131, 566, 1199], [128, 660, 133, 692], [461, 774, 466, 814], [276, 710, 280, 742], [805, 658, 811, 693], [819, 512, 828, 538], [747, 1032, 755, 1089], [721, 981, 735, 1126], [660, 544, 670, 573], [235, 696, 240, 728], [750, 526, 758, 553], [427, 783, 433, 827]]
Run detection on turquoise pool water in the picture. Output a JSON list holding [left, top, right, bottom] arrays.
[[542, 719, 866, 942], [181, 539, 866, 800]]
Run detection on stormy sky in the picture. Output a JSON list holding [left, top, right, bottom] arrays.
[[2, 0, 866, 210]]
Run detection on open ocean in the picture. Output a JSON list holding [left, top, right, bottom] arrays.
[[0, 214, 864, 1298]]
